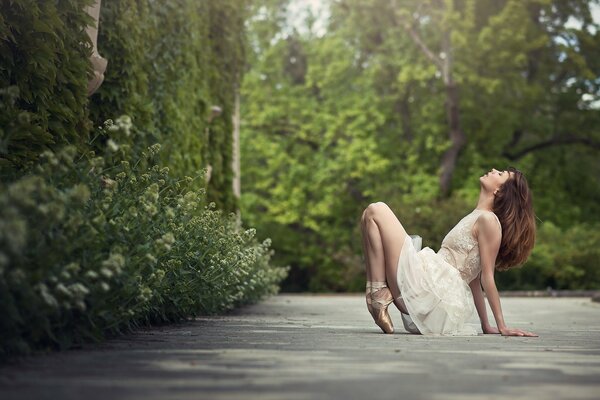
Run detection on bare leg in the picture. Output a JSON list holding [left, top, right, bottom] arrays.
[[360, 209, 372, 282], [361, 202, 409, 314]]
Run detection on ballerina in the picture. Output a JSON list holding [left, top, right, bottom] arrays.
[[361, 167, 538, 336]]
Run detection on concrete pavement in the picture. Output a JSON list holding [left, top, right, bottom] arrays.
[[1, 294, 599, 400]]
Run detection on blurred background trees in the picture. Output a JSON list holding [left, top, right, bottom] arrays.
[[240, 0, 600, 291]]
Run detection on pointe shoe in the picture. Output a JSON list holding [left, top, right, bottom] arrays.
[[401, 312, 421, 334], [366, 288, 373, 316], [370, 286, 394, 334]]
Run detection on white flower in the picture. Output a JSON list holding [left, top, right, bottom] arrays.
[[75, 300, 87, 311], [36, 283, 59, 308], [102, 253, 125, 274], [68, 184, 91, 204], [165, 206, 175, 219], [65, 262, 81, 273], [161, 232, 175, 245], [90, 156, 105, 168], [115, 115, 133, 136], [143, 203, 158, 216], [100, 267, 113, 278], [85, 270, 99, 279], [103, 118, 114, 129], [137, 286, 153, 302], [147, 143, 161, 156], [55, 283, 72, 297], [68, 283, 90, 297], [145, 253, 157, 265], [107, 139, 119, 152], [144, 183, 159, 203]]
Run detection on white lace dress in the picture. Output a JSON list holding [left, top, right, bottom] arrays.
[[396, 209, 500, 335]]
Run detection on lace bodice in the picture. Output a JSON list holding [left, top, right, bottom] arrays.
[[437, 209, 500, 283]]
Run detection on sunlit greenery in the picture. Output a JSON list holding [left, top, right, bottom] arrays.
[[241, 0, 600, 291]]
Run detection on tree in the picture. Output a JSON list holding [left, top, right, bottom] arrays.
[[241, 0, 600, 291]]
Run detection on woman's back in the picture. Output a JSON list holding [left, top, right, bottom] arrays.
[[437, 209, 501, 283]]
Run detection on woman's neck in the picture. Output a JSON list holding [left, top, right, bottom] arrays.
[[475, 190, 494, 212]]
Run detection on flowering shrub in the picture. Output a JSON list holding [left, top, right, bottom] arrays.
[[0, 117, 288, 358]]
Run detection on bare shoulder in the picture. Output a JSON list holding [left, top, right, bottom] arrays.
[[475, 211, 502, 238]]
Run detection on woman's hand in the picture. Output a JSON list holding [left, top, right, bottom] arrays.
[[482, 325, 501, 334], [499, 327, 538, 337]]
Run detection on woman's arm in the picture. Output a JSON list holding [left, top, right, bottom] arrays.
[[468, 273, 498, 333], [477, 213, 538, 337]]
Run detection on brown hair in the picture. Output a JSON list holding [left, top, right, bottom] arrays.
[[493, 167, 536, 271]]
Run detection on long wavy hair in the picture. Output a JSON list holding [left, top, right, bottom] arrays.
[[492, 167, 536, 271]]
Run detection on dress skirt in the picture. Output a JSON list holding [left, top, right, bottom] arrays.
[[396, 236, 477, 335]]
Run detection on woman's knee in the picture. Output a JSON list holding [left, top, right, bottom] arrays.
[[364, 202, 389, 219]]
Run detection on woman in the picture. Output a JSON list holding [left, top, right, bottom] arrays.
[[360, 167, 538, 337]]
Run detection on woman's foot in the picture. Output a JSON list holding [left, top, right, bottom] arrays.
[[394, 295, 421, 334], [401, 312, 421, 334], [369, 285, 394, 334]]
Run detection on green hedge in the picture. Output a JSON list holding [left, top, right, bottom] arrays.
[[89, 0, 244, 212], [0, 0, 94, 172], [1, 0, 243, 212], [0, 116, 288, 358], [0, 1, 288, 359]]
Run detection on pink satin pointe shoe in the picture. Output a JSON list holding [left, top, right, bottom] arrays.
[[366, 287, 373, 315], [369, 286, 394, 334]]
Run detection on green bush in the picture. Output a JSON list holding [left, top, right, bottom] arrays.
[[1, 0, 245, 211], [0, 116, 288, 359], [0, 0, 93, 173], [89, 0, 246, 212], [496, 221, 600, 290]]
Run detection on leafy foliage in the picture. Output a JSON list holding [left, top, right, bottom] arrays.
[[241, 0, 600, 291], [0, 0, 94, 172], [1, 0, 248, 212], [0, 117, 287, 359], [242, 29, 390, 291], [0, 0, 287, 359], [89, 0, 247, 212]]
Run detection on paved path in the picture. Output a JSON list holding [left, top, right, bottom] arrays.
[[1, 295, 600, 400]]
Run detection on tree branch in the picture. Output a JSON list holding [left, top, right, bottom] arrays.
[[391, 0, 443, 70], [251, 123, 320, 151], [503, 134, 600, 160], [505, 129, 524, 149], [403, 23, 443, 70]]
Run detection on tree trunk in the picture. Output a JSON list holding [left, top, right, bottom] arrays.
[[232, 87, 241, 200], [397, 87, 413, 142], [439, 32, 465, 196], [403, 19, 466, 196], [439, 82, 466, 195]]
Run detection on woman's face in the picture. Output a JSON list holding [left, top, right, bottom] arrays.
[[480, 168, 512, 191]]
